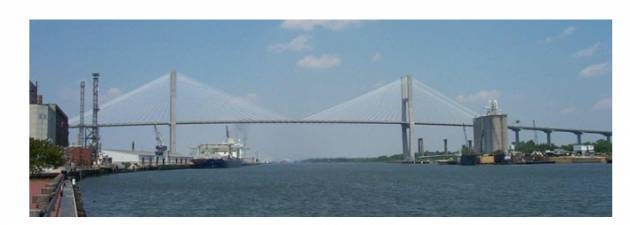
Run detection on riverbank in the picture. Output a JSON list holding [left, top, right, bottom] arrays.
[[303, 154, 611, 165], [67, 164, 192, 182], [29, 164, 191, 217]]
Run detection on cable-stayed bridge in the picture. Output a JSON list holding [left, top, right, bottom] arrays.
[[68, 71, 611, 162]]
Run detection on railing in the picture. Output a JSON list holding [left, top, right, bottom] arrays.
[[39, 174, 65, 217]]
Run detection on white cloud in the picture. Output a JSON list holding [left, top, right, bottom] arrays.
[[281, 20, 360, 31], [228, 93, 259, 107], [559, 106, 577, 114], [456, 90, 501, 103], [579, 62, 610, 78], [268, 35, 312, 52], [371, 53, 382, 62], [592, 97, 612, 111], [297, 54, 342, 69], [542, 26, 576, 43], [573, 42, 600, 58], [106, 87, 123, 99], [97, 87, 124, 104], [243, 93, 258, 102]]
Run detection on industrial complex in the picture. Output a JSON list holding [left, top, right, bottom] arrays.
[[30, 73, 190, 170], [29, 72, 613, 167], [29, 81, 69, 147]]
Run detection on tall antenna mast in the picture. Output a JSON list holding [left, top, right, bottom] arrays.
[[78, 81, 85, 147], [86, 73, 100, 163]]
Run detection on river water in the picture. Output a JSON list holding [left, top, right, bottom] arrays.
[[79, 163, 611, 217]]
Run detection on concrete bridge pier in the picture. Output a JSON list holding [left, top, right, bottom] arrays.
[[401, 124, 409, 159], [418, 138, 424, 157], [510, 128, 521, 147], [443, 139, 448, 153], [543, 130, 552, 147], [574, 131, 583, 145]]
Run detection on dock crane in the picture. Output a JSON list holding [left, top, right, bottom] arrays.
[[153, 124, 167, 156]]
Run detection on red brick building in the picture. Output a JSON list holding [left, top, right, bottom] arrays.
[[64, 147, 92, 167]]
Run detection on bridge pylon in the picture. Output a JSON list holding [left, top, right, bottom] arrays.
[[401, 75, 415, 162], [168, 70, 177, 163]]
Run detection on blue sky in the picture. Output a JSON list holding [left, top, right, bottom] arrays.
[[30, 20, 612, 159]]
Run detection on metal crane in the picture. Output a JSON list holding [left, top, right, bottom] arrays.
[[153, 124, 167, 156]]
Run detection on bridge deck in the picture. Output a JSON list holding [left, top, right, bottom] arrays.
[[69, 120, 611, 135]]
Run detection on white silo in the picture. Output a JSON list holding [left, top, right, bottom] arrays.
[[473, 100, 509, 154]]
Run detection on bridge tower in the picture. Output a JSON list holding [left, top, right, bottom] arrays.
[[401, 75, 416, 162], [168, 70, 177, 164]]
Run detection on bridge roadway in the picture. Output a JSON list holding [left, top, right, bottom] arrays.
[[68, 119, 612, 136]]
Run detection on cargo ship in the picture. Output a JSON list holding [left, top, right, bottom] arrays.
[[191, 158, 242, 168], [190, 126, 244, 168]]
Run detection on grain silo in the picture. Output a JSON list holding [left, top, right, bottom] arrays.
[[473, 100, 508, 154]]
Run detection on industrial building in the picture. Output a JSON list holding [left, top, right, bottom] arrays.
[[64, 147, 93, 168], [29, 81, 69, 147], [102, 149, 192, 167], [473, 100, 509, 154], [572, 144, 595, 156]]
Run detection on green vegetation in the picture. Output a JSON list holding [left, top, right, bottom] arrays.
[[302, 154, 403, 163], [304, 138, 613, 163], [514, 140, 552, 154], [591, 139, 612, 155], [302, 151, 459, 163], [30, 138, 65, 175], [514, 139, 612, 155]]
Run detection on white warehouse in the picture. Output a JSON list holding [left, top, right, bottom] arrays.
[[102, 149, 192, 167]]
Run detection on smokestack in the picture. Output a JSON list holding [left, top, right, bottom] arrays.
[[418, 138, 424, 156]]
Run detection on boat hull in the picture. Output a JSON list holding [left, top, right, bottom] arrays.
[[191, 158, 242, 168]]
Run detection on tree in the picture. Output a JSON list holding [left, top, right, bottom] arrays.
[[593, 139, 612, 155], [560, 144, 573, 152], [515, 140, 536, 153], [30, 138, 65, 175], [514, 140, 557, 154]]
